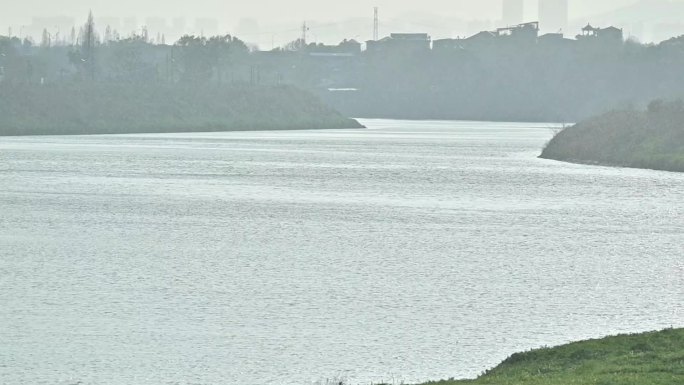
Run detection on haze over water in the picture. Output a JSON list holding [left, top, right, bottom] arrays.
[[1, 120, 682, 385]]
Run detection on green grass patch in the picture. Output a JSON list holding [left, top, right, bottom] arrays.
[[0, 83, 363, 135], [540, 100, 684, 172], [422, 328, 684, 385]]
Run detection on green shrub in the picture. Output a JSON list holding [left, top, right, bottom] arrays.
[[0, 83, 363, 135], [540, 101, 684, 172]]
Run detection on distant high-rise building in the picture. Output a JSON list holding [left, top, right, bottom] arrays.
[[195, 18, 219, 37], [466, 20, 493, 37], [236, 18, 260, 39], [538, 0, 569, 34], [502, 0, 525, 26], [99, 17, 122, 32], [171, 18, 187, 41], [122, 17, 138, 36], [145, 17, 169, 38], [26, 16, 75, 43]]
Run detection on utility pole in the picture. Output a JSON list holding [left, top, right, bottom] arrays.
[[373, 7, 379, 41]]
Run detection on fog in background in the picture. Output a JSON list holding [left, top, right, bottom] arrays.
[[3, 0, 684, 47]]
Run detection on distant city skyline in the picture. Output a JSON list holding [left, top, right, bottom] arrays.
[[0, 0, 636, 24], [538, 0, 569, 33], [3, 1, 684, 46], [502, 0, 525, 26]]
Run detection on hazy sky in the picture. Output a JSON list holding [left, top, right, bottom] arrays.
[[4, 0, 684, 45], [2, 0, 638, 28]]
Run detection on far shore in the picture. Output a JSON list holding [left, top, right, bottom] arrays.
[[0, 83, 364, 136], [540, 100, 684, 173]]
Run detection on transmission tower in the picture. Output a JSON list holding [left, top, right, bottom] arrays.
[[373, 7, 379, 41], [301, 21, 308, 46]]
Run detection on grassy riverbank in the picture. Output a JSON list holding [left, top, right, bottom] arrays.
[[0, 83, 363, 135], [540, 100, 684, 172], [422, 328, 684, 385]]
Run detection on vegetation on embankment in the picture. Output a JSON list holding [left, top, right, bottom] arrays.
[[540, 100, 684, 172], [0, 83, 363, 135], [421, 328, 684, 385]]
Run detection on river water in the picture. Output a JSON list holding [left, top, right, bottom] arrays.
[[1, 120, 682, 385]]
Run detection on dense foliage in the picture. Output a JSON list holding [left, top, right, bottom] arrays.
[[423, 328, 684, 385], [0, 83, 362, 135], [0, 23, 362, 136], [540, 100, 684, 172], [329, 37, 684, 122], [5, 13, 684, 123], [0, 29, 253, 85]]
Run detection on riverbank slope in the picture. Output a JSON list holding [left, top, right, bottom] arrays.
[[540, 100, 684, 172], [423, 328, 683, 385], [0, 84, 363, 135]]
